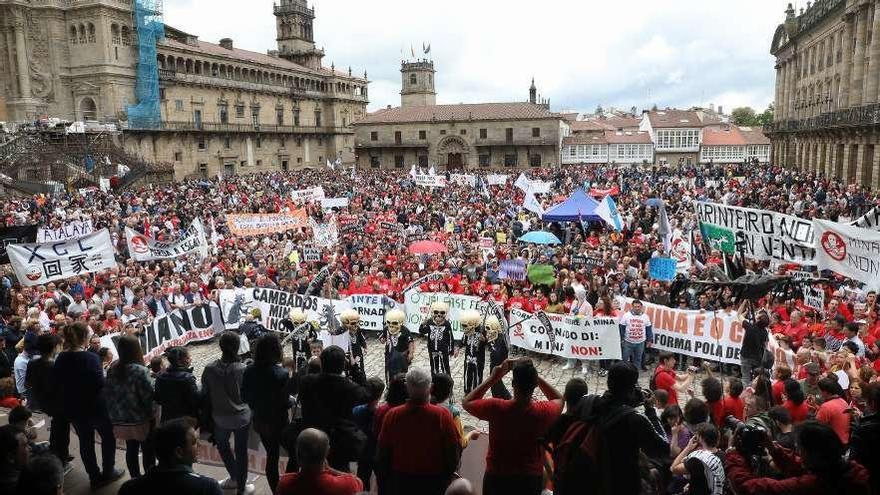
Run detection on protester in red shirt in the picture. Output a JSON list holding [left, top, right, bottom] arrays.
[[816, 376, 852, 444], [376, 367, 461, 495], [463, 358, 562, 495], [782, 379, 811, 424], [276, 428, 363, 495], [722, 377, 745, 420], [772, 367, 792, 405], [653, 352, 694, 406]]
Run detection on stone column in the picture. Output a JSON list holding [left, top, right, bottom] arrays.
[[775, 65, 783, 120], [787, 60, 796, 119], [850, 7, 868, 106], [4, 28, 19, 97], [867, 2, 880, 103], [12, 20, 30, 99], [840, 15, 855, 108]]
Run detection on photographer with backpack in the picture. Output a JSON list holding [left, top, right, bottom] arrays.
[[549, 361, 669, 495]]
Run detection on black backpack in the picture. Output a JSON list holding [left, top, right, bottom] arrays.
[[551, 396, 635, 495]]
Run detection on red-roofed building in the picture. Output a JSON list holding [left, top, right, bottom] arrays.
[[700, 125, 771, 164], [562, 130, 653, 164]]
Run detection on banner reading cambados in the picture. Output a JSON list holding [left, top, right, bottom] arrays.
[[616, 296, 746, 364]]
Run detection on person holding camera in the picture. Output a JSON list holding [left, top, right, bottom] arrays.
[[725, 421, 870, 494]]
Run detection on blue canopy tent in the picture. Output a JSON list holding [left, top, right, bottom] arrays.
[[541, 188, 602, 222]]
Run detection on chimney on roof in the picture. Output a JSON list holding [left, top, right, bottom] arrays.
[[219, 38, 234, 50]]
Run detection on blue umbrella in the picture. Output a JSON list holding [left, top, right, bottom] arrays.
[[518, 231, 562, 245]]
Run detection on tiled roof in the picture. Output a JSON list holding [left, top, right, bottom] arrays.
[[646, 109, 703, 129], [702, 126, 771, 146], [570, 120, 611, 132], [158, 37, 364, 80], [702, 126, 745, 146], [738, 127, 771, 145], [563, 133, 608, 145], [604, 130, 652, 144], [559, 113, 579, 123], [354, 102, 561, 124], [571, 116, 641, 133]]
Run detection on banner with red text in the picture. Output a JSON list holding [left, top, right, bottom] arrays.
[[615, 296, 745, 364], [508, 308, 622, 360]]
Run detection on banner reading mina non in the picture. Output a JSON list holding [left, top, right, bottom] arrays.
[[615, 296, 745, 364], [508, 308, 622, 360]]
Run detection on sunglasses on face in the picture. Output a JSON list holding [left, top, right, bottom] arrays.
[[433, 311, 447, 315]]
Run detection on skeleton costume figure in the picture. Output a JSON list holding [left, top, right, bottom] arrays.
[[418, 301, 455, 377], [460, 309, 487, 394], [485, 315, 511, 400], [380, 309, 414, 381], [280, 308, 317, 374], [341, 309, 367, 381]]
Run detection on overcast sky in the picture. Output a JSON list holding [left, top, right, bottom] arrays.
[[165, 0, 790, 115]]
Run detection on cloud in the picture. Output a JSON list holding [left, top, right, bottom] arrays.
[[163, 0, 787, 114]]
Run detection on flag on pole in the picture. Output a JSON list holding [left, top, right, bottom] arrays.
[[522, 189, 544, 216], [428, 165, 436, 176], [326, 159, 335, 171], [578, 209, 588, 233], [411, 45, 416, 58], [334, 157, 342, 169], [409, 164, 417, 178], [514, 173, 530, 192], [479, 177, 490, 200], [595, 195, 623, 231]]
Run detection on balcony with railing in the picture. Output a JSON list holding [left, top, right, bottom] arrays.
[[158, 69, 367, 102], [473, 137, 557, 147], [764, 103, 880, 134], [124, 120, 353, 134]]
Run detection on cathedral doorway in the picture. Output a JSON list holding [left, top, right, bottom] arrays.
[[447, 153, 463, 169], [436, 135, 470, 170]]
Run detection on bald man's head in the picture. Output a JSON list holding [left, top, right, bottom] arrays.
[[296, 428, 329, 469], [445, 478, 474, 495]]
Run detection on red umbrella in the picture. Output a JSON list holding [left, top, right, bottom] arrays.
[[408, 240, 446, 255]]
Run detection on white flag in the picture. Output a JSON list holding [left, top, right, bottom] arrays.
[[522, 189, 544, 216], [326, 159, 335, 171], [409, 164, 417, 178], [8, 229, 117, 286], [514, 173, 530, 192], [428, 165, 436, 176], [595, 195, 623, 232]]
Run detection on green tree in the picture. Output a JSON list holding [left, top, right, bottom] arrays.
[[731, 106, 758, 126], [756, 104, 774, 126], [595, 105, 605, 116]]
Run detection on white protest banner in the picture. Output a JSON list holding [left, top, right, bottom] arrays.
[[320, 197, 349, 209], [319, 330, 351, 352], [225, 210, 307, 237], [290, 186, 326, 203], [514, 173, 530, 192], [403, 290, 489, 340], [219, 288, 351, 333], [311, 219, 339, 248], [616, 296, 745, 364], [508, 308, 621, 360], [346, 293, 402, 332], [696, 201, 815, 264], [37, 219, 94, 243], [670, 230, 692, 274], [850, 206, 880, 230], [486, 174, 508, 186], [140, 303, 225, 361], [522, 189, 544, 216], [813, 219, 880, 289], [8, 228, 116, 286], [450, 174, 476, 187], [413, 174, 447, 188], [125, 218, 208, 262], [788, 270, 815, 281], [529, 181, 552, 194], [804, 286, 825, 313], [303, 246, 321, 262]]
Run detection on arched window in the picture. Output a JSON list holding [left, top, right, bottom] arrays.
[[111, 24, 120, 44], [88, 23, 96, 43], [410, 74, 417, 85], [79, 24, 86, 44], [157, 54, 166, 69], [121, 26, 131, 46], [70, 26, 78, 44], [80, 97, 98, 121]]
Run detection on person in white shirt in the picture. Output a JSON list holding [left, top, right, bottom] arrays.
[[671, 423, 725, 495], [618, 299, 653, 371], [562, 287, 594, 374]]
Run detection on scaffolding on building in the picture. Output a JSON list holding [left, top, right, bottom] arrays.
[[127, 0, 165, 130]]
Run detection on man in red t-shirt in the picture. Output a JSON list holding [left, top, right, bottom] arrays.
[[463, 358, 563, 495], [816, 376, 851, 444], [376, 367, 461, 495], [653, 352, 694, 406], [276, 429, 363, 495]]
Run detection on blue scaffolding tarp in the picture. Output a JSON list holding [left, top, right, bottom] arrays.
[[126, 0, 164, 130]]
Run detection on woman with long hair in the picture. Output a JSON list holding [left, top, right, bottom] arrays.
[[103, 334, 155, 478], [242, 334, 291, 493], [781, 379, 809, 424]]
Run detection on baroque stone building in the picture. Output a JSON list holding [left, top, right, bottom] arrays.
[[768, 0, 880, 189], [354, 63, 567, 170], [0, 0, 368, 179]]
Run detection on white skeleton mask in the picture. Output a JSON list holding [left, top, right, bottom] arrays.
[[386, 309, 405, 336]]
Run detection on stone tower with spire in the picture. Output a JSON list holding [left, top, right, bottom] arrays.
[[529, 78, 537, 104], [274, 0, 324, 69]]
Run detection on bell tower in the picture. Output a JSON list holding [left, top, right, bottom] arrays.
[[400, 59, 436, 108], [274, 0, 324, 69]]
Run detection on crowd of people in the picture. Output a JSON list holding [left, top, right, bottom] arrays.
[[0, 161, 878, 494]]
